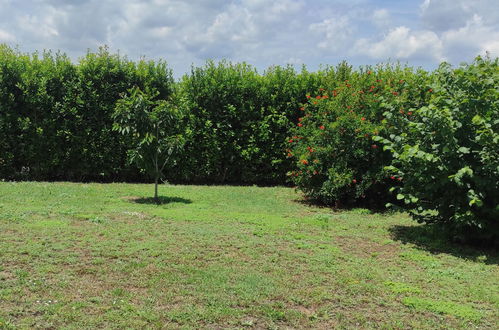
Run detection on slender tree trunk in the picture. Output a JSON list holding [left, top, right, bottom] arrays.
[[154, 175, 159, 204], [154, 146, 159, 204]]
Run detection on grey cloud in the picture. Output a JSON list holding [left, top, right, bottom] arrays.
[[421, 0, 499, 31]]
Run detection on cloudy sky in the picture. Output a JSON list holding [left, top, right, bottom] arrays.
[[1, 0, 498, 76]]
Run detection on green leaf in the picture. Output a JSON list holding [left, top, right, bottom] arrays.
[[458, 147, 470, 154]]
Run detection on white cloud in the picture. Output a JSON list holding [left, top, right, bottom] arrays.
[[309, 16, 353, 52], [355, 26, 444, 61], [0, 29, 15, 42], [441, 14, 499, 60]]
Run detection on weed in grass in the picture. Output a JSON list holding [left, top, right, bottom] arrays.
[[402, 297, 483, 321], [384, 281, 421, 294]]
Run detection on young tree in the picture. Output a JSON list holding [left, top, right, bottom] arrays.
[[113, 87, 185, 202]]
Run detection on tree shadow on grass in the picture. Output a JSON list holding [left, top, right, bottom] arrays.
[[129, 196, 192, 205], [389, 224, 499, 265]]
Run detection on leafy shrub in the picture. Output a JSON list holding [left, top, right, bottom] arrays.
[[288, 63, 430, 207], [375, 56, 499, 241]]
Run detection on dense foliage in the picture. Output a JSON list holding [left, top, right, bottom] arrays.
[[0, 46, 320, 184], [176, 61, 320, 184], [0, 45, 173, 182], [375, 57, 499, 242], [287, 63, 431, 207]]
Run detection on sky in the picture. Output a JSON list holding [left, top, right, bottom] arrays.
[[1, 0, 498, 76]]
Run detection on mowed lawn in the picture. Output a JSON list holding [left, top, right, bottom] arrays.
[[0, 182, 497, 329]]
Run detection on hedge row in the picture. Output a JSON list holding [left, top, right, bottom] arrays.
[[0, 45, 173, 182], [1, 45, 497, 240], [0, 45, 359, 184]]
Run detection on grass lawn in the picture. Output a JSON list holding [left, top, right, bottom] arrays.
[[0, 182, 497, 329]]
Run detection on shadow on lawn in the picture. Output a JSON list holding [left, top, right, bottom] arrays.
[[130, 196, 192, 205], [292, 197, 392, 214], [389, 224, 499, 265]]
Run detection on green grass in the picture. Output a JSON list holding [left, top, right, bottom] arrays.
[[0, 182, 497, 329]]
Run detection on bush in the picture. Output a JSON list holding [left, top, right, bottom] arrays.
[[375, 56, 499, 242], [288, 63, 430, 207]]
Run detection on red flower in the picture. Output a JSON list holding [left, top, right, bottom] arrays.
[[297, 123, 303, 127], [390, 176, 396, 180], [287, 153, 293, 157], [352, 179, 357, 184], [397, 177, 402, 181], [300, 107, 305, 111], [392, 91, 399, 96], [306, 95, 311, 99], [319, 125, 325, 130], [407, 111, 413, 116], [367, 70, 371, 75], [371, 144, 378, 149], [298, 117, 303, 122], [361, 117, 366, 121], [428, 88, 433, 93], [316, 95, 321, 100], [301, 159, 308, 165], [322, 95, 329, 99]]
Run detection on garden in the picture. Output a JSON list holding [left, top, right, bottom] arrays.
[[0, 45, 498, 328]]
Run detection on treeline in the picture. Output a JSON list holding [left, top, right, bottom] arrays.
[[0, 45, 349, 184], [0, 45, 316, 183]]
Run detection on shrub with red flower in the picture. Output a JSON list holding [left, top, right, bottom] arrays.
[[287, 63, 431, 207]]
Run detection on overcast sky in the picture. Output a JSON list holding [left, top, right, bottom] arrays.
[[1, 0, 498, 76]]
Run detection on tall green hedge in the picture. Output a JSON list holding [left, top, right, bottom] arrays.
[[0, 46, 323, 184], [174, 61, 320, 184], [0, 45, 173, 182]]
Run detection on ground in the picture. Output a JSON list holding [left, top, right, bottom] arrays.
[[0, 182, 497, 329]]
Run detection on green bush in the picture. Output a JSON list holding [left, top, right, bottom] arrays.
[[288, 63, 430, 207], [375, 56, 499, 241]]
